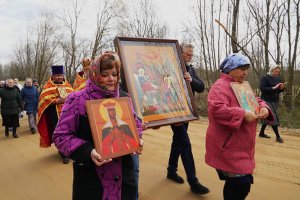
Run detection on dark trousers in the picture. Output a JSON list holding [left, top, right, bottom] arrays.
[[218, 171, 252, 200], [223, 181, 251, 200], [121, 155, 137, 200], [167, 123, 197, 184], [72, 155, 136, 200], [132, 154, 139, 200], [5, 126, 17, 135]]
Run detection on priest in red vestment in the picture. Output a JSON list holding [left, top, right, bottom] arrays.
[[37, 65, 74, 164]]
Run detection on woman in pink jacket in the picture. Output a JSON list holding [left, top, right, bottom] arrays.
[[205, 53, 273, 200]]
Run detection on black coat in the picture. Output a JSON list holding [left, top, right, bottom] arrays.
[[260, 74, 284, 102], [186, 64, 205, 94], [0, 86, 23, 115]]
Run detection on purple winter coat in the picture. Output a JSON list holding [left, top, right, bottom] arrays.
[[53, 79, 142, 200]]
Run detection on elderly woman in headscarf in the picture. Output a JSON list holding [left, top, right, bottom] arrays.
[[258, 65, 285, 143], [52, 52, 143, 200], [205, 53, 274, 200]]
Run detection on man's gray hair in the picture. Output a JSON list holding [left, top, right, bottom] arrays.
[[6, 78, 13, 84], [179, 43, 194, 52], [25, 77, 33, 82]]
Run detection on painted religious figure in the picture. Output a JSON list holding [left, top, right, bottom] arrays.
[[114, 38, 198, 128], [230, 81, 260, 114], [86, 97, 141, 159], [73, 58, 91, 91], [131, 51, 187, 116]]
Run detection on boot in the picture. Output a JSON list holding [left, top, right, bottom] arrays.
[[12, 127, 19, 138], [5, 126, 9, 137], [30, 128, 36, 134], [189, 178, 210, 195], [259, 124, 270, 138], [272, 125, 282, 141], [59, 151, 69, 164], [259, 133, 271, 138], [167, 172, 184, 184], [276, 137, 284, 143]]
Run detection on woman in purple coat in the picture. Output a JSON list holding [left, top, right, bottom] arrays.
[[205, 53, 274, 200], [53, 52, 143, 200]]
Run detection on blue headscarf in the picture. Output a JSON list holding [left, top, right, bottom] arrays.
[[219, 53, 250, 74]]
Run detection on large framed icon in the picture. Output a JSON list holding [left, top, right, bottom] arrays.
[[86, 97, 142, 159], [114, 36, 199, 128]]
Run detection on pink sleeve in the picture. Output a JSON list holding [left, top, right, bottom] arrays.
[[208, 84, 245, 131]]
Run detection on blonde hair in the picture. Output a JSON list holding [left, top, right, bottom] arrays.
[[268, 65, 280, 75]]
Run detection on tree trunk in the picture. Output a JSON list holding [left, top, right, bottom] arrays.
[[231, 0, 240, 53]]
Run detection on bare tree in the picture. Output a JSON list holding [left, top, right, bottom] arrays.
[[0, 64, 4, 79], [184, 0, 230, 88], [14, 13, 58, 84], [54, 0, 123, 82], [117, 0, 167, 38], [283, 0, 300, 109], [34, 16, 59, 84], [55, 0, 83, 82], [231, 0, 240, 53], [192, 0, 213, 87], [90, 0, 123, 59], [246, 0, 280, 72], [271, 1, 286, 65]]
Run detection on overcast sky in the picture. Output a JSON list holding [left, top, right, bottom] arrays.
[[0, 0, 194, 65]]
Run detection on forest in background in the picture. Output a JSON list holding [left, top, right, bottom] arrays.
[[0, 0, 299, 128]]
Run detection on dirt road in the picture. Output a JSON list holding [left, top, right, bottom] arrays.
[[0, 117, 299, 200]]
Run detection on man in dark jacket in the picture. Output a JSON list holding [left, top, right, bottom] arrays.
[[21, 78, 39, 134], [166, 43, 209, 195], [259, 65, 285, 143], [0, 79, 24, 138]]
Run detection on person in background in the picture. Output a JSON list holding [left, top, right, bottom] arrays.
[[120, 74, 146, 200], [32, 79, 40, 89], [37, 65, 74, 164], [21, 78, 39, 134], [0, 80, 5, 112], [73, 58, 91, 91], [259, 65, 285, 143], [205, 53, 273, 200], [32, 79, 39, 87], [0, 78, 24, 138], [131, 119, 145, 200], [33, 79, 41, 94], [0, 80, 5, 88], [13, 78, 23, 119], [53, 52, 144, 200], [13, 78, 23, 93], [166, 43, 209, 195]]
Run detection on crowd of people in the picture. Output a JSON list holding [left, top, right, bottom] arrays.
[[0, 42, 288, 200]]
